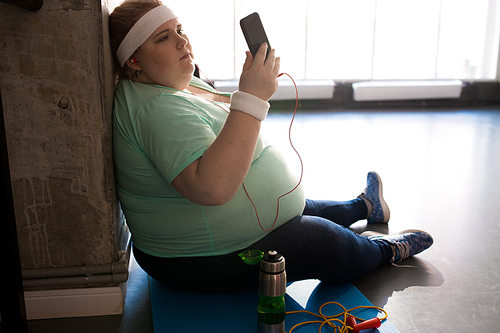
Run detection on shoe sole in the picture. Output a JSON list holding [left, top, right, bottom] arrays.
[[367, 171, 391, 223], [361, 229, 430, 238], [362, 229, 433, 263]]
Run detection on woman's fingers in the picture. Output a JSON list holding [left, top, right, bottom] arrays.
[[253, 42, 269, 65], [242, 51, 253, 73], [273, 56, 281, 75], [238, 43, 280, 101]]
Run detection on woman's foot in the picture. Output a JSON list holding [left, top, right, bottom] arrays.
[[358, 171, 390, 223], [361, 229, 434, 263]]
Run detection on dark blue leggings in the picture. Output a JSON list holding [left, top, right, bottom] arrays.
[[133, 198, 393, 292]]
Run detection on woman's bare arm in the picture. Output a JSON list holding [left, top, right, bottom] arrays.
[[171, 43, 280, 205]]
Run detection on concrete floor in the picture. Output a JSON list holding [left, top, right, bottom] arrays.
[[11, 108, 500, 332]]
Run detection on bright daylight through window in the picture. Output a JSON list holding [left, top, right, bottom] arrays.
[[109, 0, 500, 82], [171, 0, 500, 81]]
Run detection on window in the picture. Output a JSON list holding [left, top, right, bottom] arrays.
[[116, 0, 500, 81]]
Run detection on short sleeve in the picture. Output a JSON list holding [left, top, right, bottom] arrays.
[[135, 94, 222, 184]]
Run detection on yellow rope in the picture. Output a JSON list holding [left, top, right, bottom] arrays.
[[285, 301, 388, 333]]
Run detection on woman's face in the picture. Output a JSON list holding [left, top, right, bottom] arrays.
[[131, 18, 195, 89]]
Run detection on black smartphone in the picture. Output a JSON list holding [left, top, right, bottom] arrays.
[[240, 12, 271, 59]]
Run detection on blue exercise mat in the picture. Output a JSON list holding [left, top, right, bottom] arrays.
[[150, 277, 399, 333]]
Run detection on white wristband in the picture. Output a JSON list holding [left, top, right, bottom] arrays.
[[229, 91, 270, 121]]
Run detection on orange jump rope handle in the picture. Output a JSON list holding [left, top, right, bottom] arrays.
[[347, 316, 381, 332]]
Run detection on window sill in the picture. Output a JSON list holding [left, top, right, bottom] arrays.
[[214, 79, 335, 101]]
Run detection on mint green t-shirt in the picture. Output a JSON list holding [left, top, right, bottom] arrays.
[[113, 76, 305, 258]]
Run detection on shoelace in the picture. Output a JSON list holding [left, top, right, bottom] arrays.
[[392, 240, 410, 262], [390, 241, 417, 268]]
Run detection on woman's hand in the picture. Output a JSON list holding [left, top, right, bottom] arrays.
[[238, 43, 281, 101], [170, 44, 280, 206]]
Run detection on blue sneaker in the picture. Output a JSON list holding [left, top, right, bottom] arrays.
[[359, 171, 390, 223], [361, 229, 434, 263]]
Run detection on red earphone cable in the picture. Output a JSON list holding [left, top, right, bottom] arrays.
[[197, 68, 303, 232], [242, 72, 303, 232], [135, 62, 303, 232], [195, 65, 227, 105]]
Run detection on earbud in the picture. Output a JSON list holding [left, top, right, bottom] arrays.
[[130, 57, 138, 64]]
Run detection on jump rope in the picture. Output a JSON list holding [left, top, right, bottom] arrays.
[[134, 62, 388, 332]]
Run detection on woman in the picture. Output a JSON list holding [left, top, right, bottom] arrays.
[[109, 0, 433, 292]]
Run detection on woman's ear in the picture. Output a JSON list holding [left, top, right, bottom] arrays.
[[125, 57, 141, 71]]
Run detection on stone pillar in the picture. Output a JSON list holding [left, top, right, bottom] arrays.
[[0, 0, 126, 290]]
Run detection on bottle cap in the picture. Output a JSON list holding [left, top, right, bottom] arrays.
[[261, 250, 285, 274], [238, 250, 264, 265]]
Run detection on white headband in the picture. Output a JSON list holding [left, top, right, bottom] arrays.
[[116, 5, 177, 67]]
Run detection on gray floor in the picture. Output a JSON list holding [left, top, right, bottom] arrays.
[[15, 108, 500, 332]]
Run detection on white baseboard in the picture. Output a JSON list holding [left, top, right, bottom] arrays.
[[214, 79, 335, 100], [23, 284, 127, 320], [352, 80, 463, 101], [0, 285, 126, 321]]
